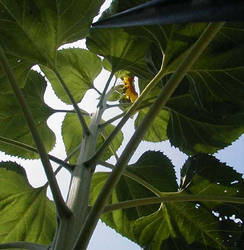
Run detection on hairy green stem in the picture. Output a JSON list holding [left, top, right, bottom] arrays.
[[53, 74, 114, 250], [104, 194, 244, 213], [53, 69, 90, 135], [0, 242, 48, 250], [0, 136, 72, 171], [74, 22, 225, 249], [0, 46, 71, 218], [44, 144, 81, 187]]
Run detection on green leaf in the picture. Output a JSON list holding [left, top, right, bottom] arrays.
[[90, 151, 178, 245], [181, 154, 243, 191], [134, 108, 169, 142], [0, 161, 56, 244], [62, 113, 123, 164], [167, 94, 244, 154], [91, 152, 244, 249], [0, 70, 55, 159], [180, 154, 244, 248], [107, 2, 244, 154], [133, 202, 224, 250], [135, 22, 244, 154], [128, 151, 178, 193], [136, 91, 244, 154], [41, 48, 102, 104], [0, 55, 33, 94], [0, 0, 105, 65], [86, 28, 152, 79]]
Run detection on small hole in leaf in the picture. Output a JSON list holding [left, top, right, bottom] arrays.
[[195, 203, 200, 209]]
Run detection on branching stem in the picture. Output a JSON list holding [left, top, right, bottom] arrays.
[[86, 49, 165, 166], [74, 22, 225, 249]]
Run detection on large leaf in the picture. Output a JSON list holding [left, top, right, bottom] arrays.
[[133, 202, 224, 250], [0, 55, 33, 94], [0, 161, 56, 244], [91, 152, 244, 249], [136, 91, 244, 154], [0, 70, 56, 159], [180, 154, 244, 249], [135, 23, 244, 154], [0, 0, 104, 65], [104, 0, 244, 154], [128, 151, 178, 192], [86, 28, 152, 79], [166, 94, 244, 154], [135, 108, 169, 142], [41, 48, 102, 104], [90, 151, 178, 245], [62, 113, 123, 164]]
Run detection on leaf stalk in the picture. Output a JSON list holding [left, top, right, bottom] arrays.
[[0, 136, 72, 171], [103, 194, 244, 213], [53, 69, 90, 136]]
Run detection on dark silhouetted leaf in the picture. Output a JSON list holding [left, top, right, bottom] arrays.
[[92, 0, 244, 28], [180, 154, 244, 249], [135, 22, 244, 154], [104, 1, 244, 154]]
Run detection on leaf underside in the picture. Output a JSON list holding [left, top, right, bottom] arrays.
[[0, 161, 56, 244]]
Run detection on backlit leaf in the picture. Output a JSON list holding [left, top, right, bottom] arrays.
[[91, 152, 244, 249], [41, 49, 102, 104], [0, 71, 55, 159], [0, 0, 105, 65], [86, 28, 152, 79], [0, 161, 56, 244], [62, 113, 123, 164]]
